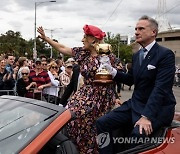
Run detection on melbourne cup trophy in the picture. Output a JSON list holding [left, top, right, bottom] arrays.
[[93, 43, 113, 84]]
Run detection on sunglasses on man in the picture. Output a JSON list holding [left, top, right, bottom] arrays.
[[36, 62, 41, 65]]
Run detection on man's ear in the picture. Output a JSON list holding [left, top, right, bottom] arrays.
[[152, 29, 157, 36]]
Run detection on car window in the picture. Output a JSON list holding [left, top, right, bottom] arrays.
[[0, 99, 58, 154]]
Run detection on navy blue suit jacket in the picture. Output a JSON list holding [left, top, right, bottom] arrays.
[[114, 42, 176, 125]]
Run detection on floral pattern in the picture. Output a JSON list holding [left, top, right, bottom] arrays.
[[66, 47, 116, 154]]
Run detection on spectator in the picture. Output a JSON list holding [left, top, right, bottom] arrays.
[[116, 61, 124, 97], [56, 58, 65, 74], [58, 57, 80, 107], [16, 67, 36, 98], [40, 54, 47, 62], [41, 60, 48, 72], [29, 58, 51, 100], [17, 57, 29, 79], [43, 61, 60, 104], [0, 57, 6, 95], [1, 53, 16, 94]]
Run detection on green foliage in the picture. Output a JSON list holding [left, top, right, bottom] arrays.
[[104, 32, 133, 63], [0, 30, 133, 62], [0, 30, 52, 59]]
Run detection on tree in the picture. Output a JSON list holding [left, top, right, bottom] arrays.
[[0, 30, 32, 58], [104, 32, 133, 63]]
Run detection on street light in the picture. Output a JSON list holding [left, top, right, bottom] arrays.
[[44, 28, 63, 58], [34, 0, 56, 60]]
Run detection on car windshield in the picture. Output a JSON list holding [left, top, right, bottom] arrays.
[[0, 98, 58, 154]]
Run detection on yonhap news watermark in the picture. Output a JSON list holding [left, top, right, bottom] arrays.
[[112, 136, 175, 144], [97, 132, 175, 148]]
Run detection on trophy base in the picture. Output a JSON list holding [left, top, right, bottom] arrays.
[[93, 74, 113, 84]]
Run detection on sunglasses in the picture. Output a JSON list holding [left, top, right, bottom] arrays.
[[42, 64, 47, 66], [22, 73, 28, 76], [51, 66, 58, 69], [36, 62, 41, 65]]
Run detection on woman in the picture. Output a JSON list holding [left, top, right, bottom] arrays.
[[16, 67, 37, 98], [43, 61, 60, 104], [37, 25, 117, 153], [17, 57, 29, 79]]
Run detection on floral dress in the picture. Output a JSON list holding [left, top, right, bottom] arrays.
[[67, 47, 117, 154]]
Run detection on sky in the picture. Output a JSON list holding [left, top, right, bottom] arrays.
[[0, 0, 180, 47]]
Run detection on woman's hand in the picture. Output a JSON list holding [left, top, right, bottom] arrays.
[[13, 66, 19, 74], [3, 73, 8, 81], [52, 71, 58, 78], [31, 82, 37, 87], [26, 82, 37, 91], [37, 26, 46, 40]]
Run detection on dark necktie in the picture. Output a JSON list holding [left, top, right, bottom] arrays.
[[139, 48, 147, 66]]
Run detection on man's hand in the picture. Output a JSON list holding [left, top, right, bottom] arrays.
[[102, 63, 117, 78], [37, 85, 44, 91], [134, 116, 153, 136]]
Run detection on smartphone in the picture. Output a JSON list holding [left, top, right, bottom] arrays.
[[5, 66, 12, 74]]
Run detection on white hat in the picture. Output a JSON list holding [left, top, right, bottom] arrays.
[[65, 61, 73, 67], [67, 58, 75, 62]]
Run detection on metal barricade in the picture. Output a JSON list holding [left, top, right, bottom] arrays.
[[27, 86, 66, 104], [43, 85, 66, 105], [0, 85, 67, 105], [0, 89, 17, 96]]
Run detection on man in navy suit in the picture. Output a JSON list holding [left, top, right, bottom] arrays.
[[96, 15, 176, 154]]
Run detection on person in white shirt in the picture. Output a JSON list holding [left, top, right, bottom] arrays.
[[43, 61, 60, 104]]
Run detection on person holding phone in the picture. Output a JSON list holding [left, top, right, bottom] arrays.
[[0, 54, 16, 95]]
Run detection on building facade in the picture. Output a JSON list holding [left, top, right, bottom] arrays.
[[156, 29, 180, 65]]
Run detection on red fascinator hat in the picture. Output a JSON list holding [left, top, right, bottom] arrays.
[[83, 24, 106, 40]]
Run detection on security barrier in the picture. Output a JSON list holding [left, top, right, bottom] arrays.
[[0, 85, 66, 105], [0, 89, 17, 96]]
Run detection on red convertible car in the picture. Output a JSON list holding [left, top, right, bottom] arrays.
[[0, 95, 179, 154]]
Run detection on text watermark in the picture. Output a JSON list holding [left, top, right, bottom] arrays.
[[97, 132, 175, 148]]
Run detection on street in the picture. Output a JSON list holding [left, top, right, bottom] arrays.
[[120, 85, 180, 112]]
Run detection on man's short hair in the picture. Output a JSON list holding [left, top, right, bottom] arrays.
[[5, 53, 14, 59], [139, 15, 158, 36]]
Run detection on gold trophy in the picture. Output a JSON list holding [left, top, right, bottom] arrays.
[[93, 43, 113, 84]]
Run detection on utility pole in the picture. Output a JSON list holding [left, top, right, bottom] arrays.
[[34, 0, 56, 60], [44, 28, 63, 58]]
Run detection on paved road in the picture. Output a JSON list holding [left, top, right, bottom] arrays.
[[120, 85, 180, 112]]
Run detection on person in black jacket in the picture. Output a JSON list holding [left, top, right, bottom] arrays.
[[96, 15, 176, 154], [16, 67, 37, 98], [0, 55, 15, 95], [59, 58, 80, 107]]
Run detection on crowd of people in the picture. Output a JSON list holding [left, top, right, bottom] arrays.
[[0, 15, 178, 154], [174, 65, 180, 87], [0, 53, 83, 104]]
